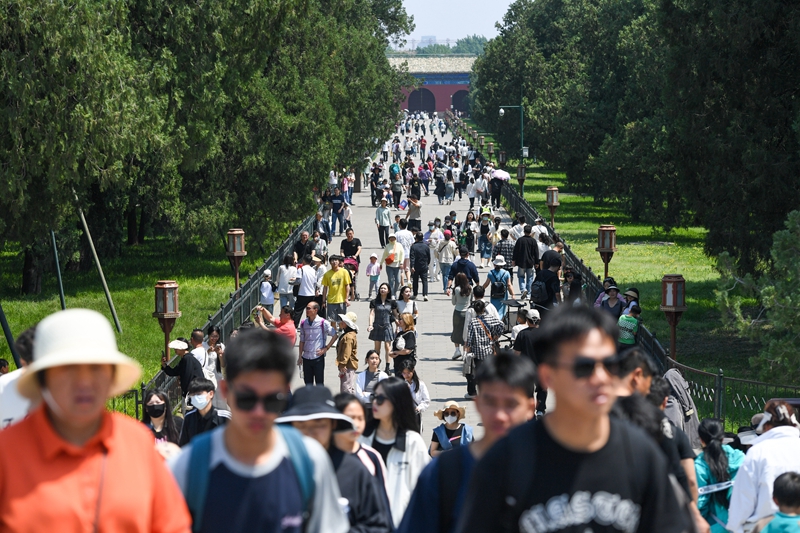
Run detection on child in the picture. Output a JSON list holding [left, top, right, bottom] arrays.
[[754, 472, 800, 532], [617, 304, 641, 349], [366, 253, 381, 299], [343, 202, 353, 231], [393, 214, 401, 234]]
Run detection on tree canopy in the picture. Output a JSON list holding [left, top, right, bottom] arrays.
[[471, 0, 800, 275], [0, 0, 413, 292]]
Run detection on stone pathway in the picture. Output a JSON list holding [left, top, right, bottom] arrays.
[[291, 127, 554, 444]]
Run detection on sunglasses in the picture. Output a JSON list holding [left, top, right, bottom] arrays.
[[232, 389, 288, 413], [444, 411, 460, 417], [551, 354, 624, 380], [370, 393, 389, 406]]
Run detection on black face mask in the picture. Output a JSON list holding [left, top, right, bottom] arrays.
[[146, 404, 166, 418]]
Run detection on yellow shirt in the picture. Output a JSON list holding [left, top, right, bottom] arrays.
[[321, 267, 352, 304]]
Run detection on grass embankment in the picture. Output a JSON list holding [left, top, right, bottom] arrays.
[[520, 168, 760, 377], [0, 238, 271, 382]]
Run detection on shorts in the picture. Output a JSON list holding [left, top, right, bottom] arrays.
[[327, 302, 347, 323]]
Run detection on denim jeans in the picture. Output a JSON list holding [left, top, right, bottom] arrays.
[[479, 235, 492, 259], [440, 263, 452, 291], [331, 211, 344, 234], [386, 266, 401, 296], [518, 267, 535, 294], [280, 293, 296, 309]]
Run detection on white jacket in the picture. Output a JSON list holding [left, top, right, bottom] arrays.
[[727, 426, 800, 532], [359, 429, 430, 527], [408, 380, 430, 413], [354, 369, 389, 403]]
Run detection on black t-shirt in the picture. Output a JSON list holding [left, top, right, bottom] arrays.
[[541, 249, 562, 268], [393, 330, 416, 355], [372, 438, 394, 466], [513, 327, 541, 365], [294, 239, 313, 261], [431, 424, 464, 447], [341, 238, 362, 262], [457, 417, 689, 533]]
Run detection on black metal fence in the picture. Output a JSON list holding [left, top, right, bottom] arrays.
[[501, 185, 800, 428], [121, 213, 315, 419]]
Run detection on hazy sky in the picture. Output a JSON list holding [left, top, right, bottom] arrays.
[[400, 0, 515, 48]]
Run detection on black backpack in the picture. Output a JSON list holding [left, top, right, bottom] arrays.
[[530, 279, 549, 304], [489, 270, 507, 300]]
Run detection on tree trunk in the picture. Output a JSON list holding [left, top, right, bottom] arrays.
[[21, 248, 42, 295], [137, 206, 148, 244], [126, 208, 138, 245]]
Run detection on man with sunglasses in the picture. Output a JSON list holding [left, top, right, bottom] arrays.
[[457, 306, 689, 533], [169, 328, 349, 533]]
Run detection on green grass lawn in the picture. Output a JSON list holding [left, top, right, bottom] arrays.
[[519, 167, 760, 377], [0, 238, 271, 382]]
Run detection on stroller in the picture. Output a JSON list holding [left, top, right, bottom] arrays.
[[343, 256, 360, 301]]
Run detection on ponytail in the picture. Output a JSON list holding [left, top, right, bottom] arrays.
[[698, 418, 730, 506]]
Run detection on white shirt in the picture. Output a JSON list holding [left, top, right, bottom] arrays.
[[277, 265, 298, 294], [328, 170, 338, 186], [297, 264, 318, 297], [395, 229, 414, 258], [408, 380, 430, 413], [0, 369, 30, 429], [259, 281, 275, 305], [727, 426, 800, 532]]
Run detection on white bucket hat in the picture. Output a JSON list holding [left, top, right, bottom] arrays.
[[493, 255, 507, 266], [338, 312, 359, 332], [17, 309, 142, 400]]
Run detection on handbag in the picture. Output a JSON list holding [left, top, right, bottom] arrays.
[[477, 316, 500, 356], [462, 352, 475, 377]]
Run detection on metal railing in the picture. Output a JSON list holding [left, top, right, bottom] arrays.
[[133, 214, 316, 417], [501, 185, 800, 427]]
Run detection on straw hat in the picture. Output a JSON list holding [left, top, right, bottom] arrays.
[[339, 312, 358, 332], [435, 400, 466, 421], [17, 309, 142, 400]]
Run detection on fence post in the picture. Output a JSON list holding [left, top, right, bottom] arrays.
[[714, 368, 724, 421], [139, 381, 146, 421]]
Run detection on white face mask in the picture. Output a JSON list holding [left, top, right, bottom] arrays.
[[191, 393, 210, 410], [444, 414, 458, 425]]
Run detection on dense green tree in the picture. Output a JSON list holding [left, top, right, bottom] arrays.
[[452, 35, 488, 55]]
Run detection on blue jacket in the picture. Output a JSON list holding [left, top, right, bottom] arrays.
[[695, 444, 745, 533], [447, 257, 480, 286]]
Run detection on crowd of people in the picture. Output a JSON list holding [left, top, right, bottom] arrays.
[[0, 117, 798, 533]]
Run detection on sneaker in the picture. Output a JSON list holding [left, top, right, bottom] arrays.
[[423, 296, 428, 301], [536, 411, 545, 420], [451, 348, 462, 360], [464, 393, 477, 400], [521, 290, 528, 300]]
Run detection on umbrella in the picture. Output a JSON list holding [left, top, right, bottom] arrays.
[[492, 169, 511, 181]]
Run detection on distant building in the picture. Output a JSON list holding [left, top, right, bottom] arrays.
[[388, 56, 476, 114], [417, 36, 436, 49]]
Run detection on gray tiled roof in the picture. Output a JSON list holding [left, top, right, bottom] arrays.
[[388, 56, 476, 74]]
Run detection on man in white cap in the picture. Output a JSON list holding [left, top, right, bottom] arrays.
[[0, 308, 190, 531], [162, 337, 205, 399]]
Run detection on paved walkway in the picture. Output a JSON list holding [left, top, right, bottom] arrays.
[[291, 128, 553, 444]]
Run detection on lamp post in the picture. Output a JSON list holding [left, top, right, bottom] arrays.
[[498, 150, 507, 168], [517, 163, 527, 195], [488, 142, 494, 162], [546, 186, 560, 228], [660, 274, 687, 360], [153, 280, 181, 360], [479, 135, 485, 149], [596, 225, 618, 279], [226, 228, 247, 290], [499, 89, 528, 172]]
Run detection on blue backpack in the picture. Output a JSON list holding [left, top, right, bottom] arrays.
[[185, 424, 315, 533]]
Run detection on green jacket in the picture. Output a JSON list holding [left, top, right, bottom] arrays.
[[695, 444, 746, 533]]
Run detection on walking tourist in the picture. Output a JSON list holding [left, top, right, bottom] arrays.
[[400, 359, 430, 430], [277, 254, 298, 309], [695, 418, 745, 533], [512, 224, 540, 300], [355, 350, 390, 405], [484, 255, 514, 318], [450, 273, 472, 361], [456, 305, 690, 533], [161, 338, 205, 399], [410, 232, 430, 300], [179, 377, 230, 446], [168, 328, 350, 533], [0, 308, 192, 532], [143, 388, 182, 446], [321, 255, 352, 332], [369, 282, 398, 372], [427, 400, 474, 458], [297, 301, 337, 386], [359, 377, 430, 528], [464, 300, 503, 399], [366, 253, 382, 299], [375, 197, 391, 247], [388, 313, 417, 377], [381, 234, 404, 296], [336, 312, 359, 394], [277, 386, 393, 533]]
